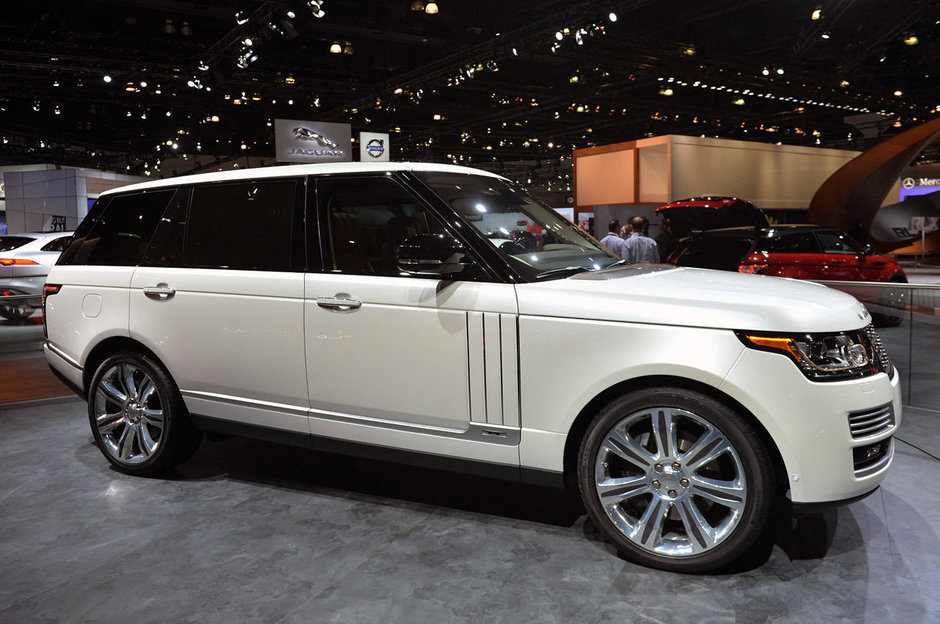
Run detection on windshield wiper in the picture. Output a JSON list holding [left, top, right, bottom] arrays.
[[535, 266, 594, 280]]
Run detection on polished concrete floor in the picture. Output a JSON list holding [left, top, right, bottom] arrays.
[[0, 398, 937, 624]]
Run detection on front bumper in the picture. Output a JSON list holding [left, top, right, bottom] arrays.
[[720, 347, 901, 504]]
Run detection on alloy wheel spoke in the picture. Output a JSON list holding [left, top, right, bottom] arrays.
[[635, 498, 669, 549], [138, 425, 158, 456], [118, 424, 138, 460], [649, 409, 678, 459], [674, 498, 717, 552], [603, 427, 655, 471], [681, 428, 730, 471], [99, 380, 127, 405], [137, 377, 155, 404], [689, 476, 746, 511], [596, 475, 649, 507], [141, 408, 164, 429], [120, 364, 138, 400], [96, 410, 124, 435]]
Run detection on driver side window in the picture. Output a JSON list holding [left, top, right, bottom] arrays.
[[318, 176, 447, 277]]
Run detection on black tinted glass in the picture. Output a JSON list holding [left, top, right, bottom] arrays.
[[185, 179, 297, 271], [41, 236, 73, 252], [320, 176, 448, 276], [674, 236, 755, 270], [0, 236, 34, 252], [142, 189, 190, 267], [815, 230, 860, 254], [760, 232, 819, 253], [61, 190, 174, 266]]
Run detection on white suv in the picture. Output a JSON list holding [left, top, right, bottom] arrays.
[[0, 230, 74, 320], [44, 163, 900, 572]]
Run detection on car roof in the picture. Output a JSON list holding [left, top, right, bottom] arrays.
[[99, 162, 507, 197], [1, 231, 74, 239], [655, 196, 752, 211]]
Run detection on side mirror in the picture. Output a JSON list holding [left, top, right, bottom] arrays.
[[397, 234, 472, 275]]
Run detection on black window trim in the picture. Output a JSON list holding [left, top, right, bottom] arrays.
[[309, 171, 502, 282]]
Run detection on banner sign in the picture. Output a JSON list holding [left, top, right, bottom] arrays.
[[359, 132, 390, 162], [275, 119, 352, 163]]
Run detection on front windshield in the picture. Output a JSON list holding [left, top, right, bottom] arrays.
[[415, 172, 620, 279]]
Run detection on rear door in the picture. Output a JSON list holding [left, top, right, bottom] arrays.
[[130, 177, 309, 433], [812, 229, 865, 281], [761, 231, 825, 279]]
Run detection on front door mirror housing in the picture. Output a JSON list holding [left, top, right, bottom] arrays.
[[397, 234, 472, 275]]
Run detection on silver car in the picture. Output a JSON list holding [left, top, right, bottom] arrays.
[[0, 231, 74, 321]]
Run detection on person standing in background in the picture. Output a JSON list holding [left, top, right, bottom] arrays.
[[655, 217, 678, 263], [623, 216, 659, 263], [599, 219, 625, 259]]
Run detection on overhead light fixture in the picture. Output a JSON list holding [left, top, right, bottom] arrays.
[[840, 79, 850, 87], [555, 31, 563, 41], [733, 98, 745, 105], [894, 90, 903, 96], [511, 47, 518, 56], [659, 87, 673, 96], [163, 19, 176, 35], [821, 31, 830, 39], [811, 7, 822, 20], [330, 41, 342, 54], [761, 67, 770, 76], [609, 11, 618, 22], [904, 34, 919, 46], [125, 81, 136, 92], [210, 115, 220, 122], [425, 2, 438, 14], [343, 41, 354, 54], [243, 37, 253, 47], [180, 21, 192, 36], [103, 74, 112, 83], [307, 1, 325, 18], [285, 75, 295, 84], [411, 1, 425, 10], [235, 11, 249, 25], [683, 46, 696, 56], [198, 60, 209, 71], [776, 67, 785, 75]]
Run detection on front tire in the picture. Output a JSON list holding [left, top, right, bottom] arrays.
[[577, 387, 775, 573], [88, 351, 202, 476]]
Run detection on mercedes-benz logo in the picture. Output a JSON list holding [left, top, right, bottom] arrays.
[[901, 177, 916, 189]]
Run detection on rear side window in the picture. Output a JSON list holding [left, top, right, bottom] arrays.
[[815, 230, 860, 254], [0, 236, 34, 252], [41, 236, 73, 253], [184, 179, 300, 271], [759, 232, 819, 254], [674, 236, 755, 270], [59, 190, 175, 266]]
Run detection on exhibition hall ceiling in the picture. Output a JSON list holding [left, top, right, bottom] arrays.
[[0, 0, 938, 187]]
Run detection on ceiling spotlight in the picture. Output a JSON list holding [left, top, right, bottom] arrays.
[[287, 10, 296, 18], [163, 19, 176, 35], [307, 1, 325, 18], [411, 1, 425, 11], [733, 98, 745, 105], [609, 11, 618, 22], [425, 2, 438, 14], [659, 87, 674, 96], [180, 21, 192, 36], [343, 41, 354, 54], [776, 67, 785, 75], [894, 90, 903, 97], [683, 46, 696, 56], [511, 47, 518, 56], [330, 41, 342, 54], [555, 31, 564, 41], [125, 81, 136, 92], [210, 115, 220, 122], [139, 81, 148, 88], [904, 34, 919, 46], [821, 31, 830, 39], [235, 11, 249, 25], [840, 79, 850, 87], [811, 7, 822, 20], [285, 75, 295, 84], [198, 60, 209, 71], [103, 74, 112, 83], [761, 67, 769, 76], [575, 30, 583, 45], [243, 37, 253, 47]]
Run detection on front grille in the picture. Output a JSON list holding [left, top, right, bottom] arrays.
[[848, 403, 895, 439], [853, 437, 894, 478], [862, 324, 893, 377]]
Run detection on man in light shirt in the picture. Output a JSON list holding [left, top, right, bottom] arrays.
[[599, 219, 625, 258], [622, 216, 659, 263]]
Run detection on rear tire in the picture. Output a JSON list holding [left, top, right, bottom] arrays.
[[87, 351, 202, 476], [577, 387, 775, 573]]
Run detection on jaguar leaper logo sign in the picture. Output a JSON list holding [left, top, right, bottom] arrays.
[[275, 119, 352, 163]]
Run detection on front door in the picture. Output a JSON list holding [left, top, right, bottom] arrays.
[[304, 174, 518, 454]]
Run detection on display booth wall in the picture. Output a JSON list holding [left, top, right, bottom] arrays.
[[2, 166, 143, 233], [573, 135, 862, 230]]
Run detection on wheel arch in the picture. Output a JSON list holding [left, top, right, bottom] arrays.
[[82, 336, 167, 396], [561, 374, 788, 492]]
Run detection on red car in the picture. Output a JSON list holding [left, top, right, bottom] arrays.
[[667, 224, 907, 325]]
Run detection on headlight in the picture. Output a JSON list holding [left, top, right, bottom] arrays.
[[736, 327, 891, 381]]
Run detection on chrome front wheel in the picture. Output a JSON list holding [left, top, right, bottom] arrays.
[[579, 387, 774, 573]]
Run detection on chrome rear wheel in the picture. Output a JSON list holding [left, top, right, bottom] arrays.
[[94, 362, 166, 465]]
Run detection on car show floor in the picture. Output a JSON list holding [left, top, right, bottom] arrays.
[[0, 397, 936, 624]]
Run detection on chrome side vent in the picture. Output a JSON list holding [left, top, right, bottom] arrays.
[[848, 403, 895, 439]]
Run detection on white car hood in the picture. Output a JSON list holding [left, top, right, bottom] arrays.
[[515, 265, 871, 333]]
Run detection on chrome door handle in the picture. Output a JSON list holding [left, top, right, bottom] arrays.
[[316, 296, 361, 311], [143, 284, 176, 300]]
